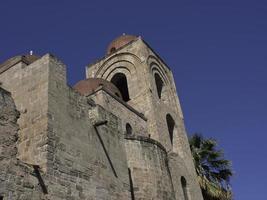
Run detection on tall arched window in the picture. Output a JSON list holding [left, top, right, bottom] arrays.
[[181, 176, 189, 200], [111, 73, 130, 102], [166, 114, 175, 145], [154, 73, 164, 99], [126, 123, 132, 135]]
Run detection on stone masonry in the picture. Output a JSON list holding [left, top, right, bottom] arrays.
[[0, 35, 204, 199]]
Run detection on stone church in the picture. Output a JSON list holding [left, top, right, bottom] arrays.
[[0, 35, 203, 200]]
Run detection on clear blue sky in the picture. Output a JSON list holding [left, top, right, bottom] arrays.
[[1, 1, 266, 199]]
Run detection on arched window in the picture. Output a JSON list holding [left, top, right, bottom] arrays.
[[166, 114, 175, 145], [181, 176, 189, 200], [111, 73, 130, 102], [126, 123, 132, 135], [154, 73, 164, 98]]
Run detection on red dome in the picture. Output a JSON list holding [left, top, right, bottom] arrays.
[[106, 34, 138, 55], [73, 78, 122, 99]]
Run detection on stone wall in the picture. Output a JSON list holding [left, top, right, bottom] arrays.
[[124, 135, 175, 200], [0, 55, 50, 166], [43, 56, 130, 199], [88, 88, 148, 137], [0, 55, 132, 199], [169, 152, 204, 200], [0, 88, 45, 200]]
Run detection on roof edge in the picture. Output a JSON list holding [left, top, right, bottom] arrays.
[[86, 86, 147, 121], [0, 55, 41, 74]]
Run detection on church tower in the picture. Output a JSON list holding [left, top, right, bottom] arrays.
[[87, 35, 189, 156], [86, 34, 203, 200]]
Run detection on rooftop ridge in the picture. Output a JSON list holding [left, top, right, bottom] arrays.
[[0, 55, 40, 74]]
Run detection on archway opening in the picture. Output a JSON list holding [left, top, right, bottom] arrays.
[[166, 114, 175, 145], [154, 73, 164, 99], [181, 176, 189, 200], [111, 73, 130, 102], [126, 123, 132, 135]]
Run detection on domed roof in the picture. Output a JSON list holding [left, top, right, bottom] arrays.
[[107, 34, 138, 55], [73, 78, 122, 99]]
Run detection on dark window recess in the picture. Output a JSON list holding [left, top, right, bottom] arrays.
[[181, 176, 189, 200], [111, 73, 130, 102], [166, 114, 175, 145], [126, 123, 133, 135], [110, 47, 116, 53], [0, 196, 4, 200], [154, 73, 164, 98]]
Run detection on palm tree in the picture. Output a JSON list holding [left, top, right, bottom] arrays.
[[189, 134, 233, 200]]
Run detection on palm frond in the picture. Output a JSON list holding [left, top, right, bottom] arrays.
[[189, 133, 233, 200]]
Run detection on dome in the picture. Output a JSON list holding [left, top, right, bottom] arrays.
[[106, 34, 138, 55], [73, 78, 122, 99]]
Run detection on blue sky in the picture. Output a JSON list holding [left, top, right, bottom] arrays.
[[1, 1, 267, 199]]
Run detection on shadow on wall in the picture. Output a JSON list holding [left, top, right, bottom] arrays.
[[93, 120, 118, 178]]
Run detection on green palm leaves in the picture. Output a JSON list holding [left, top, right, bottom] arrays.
[[189, 134, 233, 200]]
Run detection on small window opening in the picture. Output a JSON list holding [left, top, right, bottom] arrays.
[[154, 73, 164, 98], [0, 196, 4, 200], [166, 114, 175, 145], [181, 176, 189, 200], [110, 47, 116, 53], [111, 73, 130, 102], [126, 123, 132, 135]]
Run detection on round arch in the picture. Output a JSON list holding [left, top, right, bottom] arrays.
[[126, 123, 133, 135], [147, 55, 171, 85], [153, 72, 169, 103], [95, 53, 140, 78], [111, 73, 130, 102]]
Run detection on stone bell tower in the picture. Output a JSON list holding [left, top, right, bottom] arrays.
[[87, 35, 187, 155], [86, 35, 203, 200]]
